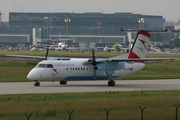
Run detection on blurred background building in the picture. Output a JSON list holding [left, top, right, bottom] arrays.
[[0, 12, 166, 49]]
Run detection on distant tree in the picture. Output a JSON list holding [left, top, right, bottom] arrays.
[[71, 38, 76, 42], [114, 44, 121, 52]]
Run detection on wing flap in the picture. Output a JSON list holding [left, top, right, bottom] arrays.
[[107, 58, 175, 62]]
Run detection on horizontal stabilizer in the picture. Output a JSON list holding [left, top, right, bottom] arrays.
[[120, 29, 171, 33]]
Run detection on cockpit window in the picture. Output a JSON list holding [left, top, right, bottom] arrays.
[[37, 64, 46, 68], [46, 64, 54, 68], [36, 64, 54, 68]]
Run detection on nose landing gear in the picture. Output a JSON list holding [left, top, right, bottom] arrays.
[[60, 81, 67, 85], [34, 80, 40, 86]]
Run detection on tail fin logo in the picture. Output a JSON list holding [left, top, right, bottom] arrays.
[[128, 29, 150, 59], [139, 39, 147, 49], [137, 39, 147, 53]]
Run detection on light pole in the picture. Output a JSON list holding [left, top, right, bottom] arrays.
[[1, 13, 5, 25], [43, 17, 48, 39], [138, 18, 144, 29], [64, 18, 71, 40]]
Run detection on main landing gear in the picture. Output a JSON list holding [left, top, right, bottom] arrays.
[[108, 79, 115, 86], [105, 70, 116, 87], [60, 81, 67, 85], [34, 80, 40, 86]]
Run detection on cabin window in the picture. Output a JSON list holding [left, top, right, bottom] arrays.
[[46, 64, 54, 68], [37, 64, 46, 68], [66, 68, 68, 70]]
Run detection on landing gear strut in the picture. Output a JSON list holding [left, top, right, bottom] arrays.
[[60, 81, 67, 85], [34, 80, 40, 86], [105, 70, 116, 86]]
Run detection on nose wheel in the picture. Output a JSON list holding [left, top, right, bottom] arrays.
[[34, 80, 40, 86], [60, 81, 67, 85]]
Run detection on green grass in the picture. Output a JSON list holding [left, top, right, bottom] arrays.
[[0, 60, 37, 82], [1, 51, 180, 119], [0, 59, 180, 82], [120, 60, 180, 80], [2, 50, 122, 58], [3, 49, 180, 58], [0, 91, 180, 120]]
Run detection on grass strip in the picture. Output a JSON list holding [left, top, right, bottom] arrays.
[[0, 90, 180, 120]]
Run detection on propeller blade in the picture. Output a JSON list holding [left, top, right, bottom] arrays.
[[91, 49, 97, 66], [91, 49, 97, 79], [92, 49, 95, 61], [45, 48, 49, 60]]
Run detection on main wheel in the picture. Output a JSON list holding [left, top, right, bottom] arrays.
[[108, 80, 115, 86]]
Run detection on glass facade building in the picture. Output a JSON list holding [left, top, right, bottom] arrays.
[[0, 12, 165, 48]]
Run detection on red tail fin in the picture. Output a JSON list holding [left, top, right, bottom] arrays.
[[128, 29, 150, 60]]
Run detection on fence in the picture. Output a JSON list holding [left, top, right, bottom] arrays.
[[2, 104, 180, 120]]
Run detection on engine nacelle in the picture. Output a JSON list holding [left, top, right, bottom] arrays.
[[96, 62, 125, 70]]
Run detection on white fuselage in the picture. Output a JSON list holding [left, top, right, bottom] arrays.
[[27, 58, 145, 82]]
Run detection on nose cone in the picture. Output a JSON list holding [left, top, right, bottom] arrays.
[[27, 68, 41, 80]]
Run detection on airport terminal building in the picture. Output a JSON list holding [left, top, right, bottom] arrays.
[[0, 12, 165, 49]]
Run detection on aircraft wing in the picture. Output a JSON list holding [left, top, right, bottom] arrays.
[[5, 54, 175, 62], [86, 58, 175, 65], [4, 54, 45, 59], [106, 58, 175, 62], [4, 54, 72, 60], [4, 54, 63, 60]]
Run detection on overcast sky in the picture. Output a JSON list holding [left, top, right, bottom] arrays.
[[0, 0, 179, 22]]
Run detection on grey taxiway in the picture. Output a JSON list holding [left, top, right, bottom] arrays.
[[0, 79, 180, 94]]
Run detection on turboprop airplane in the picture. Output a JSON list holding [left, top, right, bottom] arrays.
[[5, 29, 174, 87]]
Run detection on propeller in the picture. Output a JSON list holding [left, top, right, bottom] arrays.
[[91, 49, 97, 79], [45, 48, 49, 60]]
